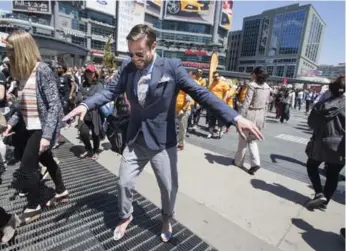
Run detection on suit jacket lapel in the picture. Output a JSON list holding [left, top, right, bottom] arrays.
[[146, 57, 164, 105]]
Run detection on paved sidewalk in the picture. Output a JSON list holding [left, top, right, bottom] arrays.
[[61, 127, 345, 251]]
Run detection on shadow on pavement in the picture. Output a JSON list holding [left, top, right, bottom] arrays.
[[250, 179, 310, 206], [291, 218, 345, 251], [270, 154, 306, 167], [294, 126, 313, 135], [70, 145, 86, 157], [204, 153, 233, 166], [203, 153, 252, 174]]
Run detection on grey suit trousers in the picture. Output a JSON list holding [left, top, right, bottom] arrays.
[[118, 133, 178, 219]]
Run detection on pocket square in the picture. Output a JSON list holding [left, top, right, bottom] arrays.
[[158, 76, 171, 83]]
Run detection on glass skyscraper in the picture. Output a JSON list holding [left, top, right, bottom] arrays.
[[234, 4, 325, 78]]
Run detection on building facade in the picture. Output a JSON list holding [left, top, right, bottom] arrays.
[[144, 0, 233, 70], [237, 3, 325, 78], [318, 63, 345, 79], [1, 0, 233, 69], [225, 30, 241, 71]]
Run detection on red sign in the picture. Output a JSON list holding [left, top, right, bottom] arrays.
[[184, 50, 208, 56], [90, 50, 103, 55], [182, 61, 209, 69], [282, 77, 288, 85]]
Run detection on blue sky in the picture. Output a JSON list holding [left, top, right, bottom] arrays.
[[231, 1, 345, 65], [0, 1, 344, 65]]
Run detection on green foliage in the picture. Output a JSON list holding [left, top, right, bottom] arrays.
[[103, 35, 115, 69]]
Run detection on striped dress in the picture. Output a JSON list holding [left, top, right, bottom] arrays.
[[18, 64, 42, 130]]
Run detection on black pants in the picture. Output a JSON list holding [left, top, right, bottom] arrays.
[[79, 120, 100, 152], [208, 114, 223, 131], [193, 105, 202, 126], [307, 158, 344, 203], [280, 103, 290, 122], [0, 207, 11, 228], [305, 100, 312, 113], [187, 104, 195, 129], [19, 130, 66, 208]]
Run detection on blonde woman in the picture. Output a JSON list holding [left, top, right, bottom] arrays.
[[3, 30, 68, 223]]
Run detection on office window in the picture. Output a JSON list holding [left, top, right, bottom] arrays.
[[246, 66, 254, 73], [279, 10, 306, 55], [162, 21, 211, 34], [91, 24, 113, 37], [269, 14, 283, 56], [286, 65, 295, 78], [266, 66, 274, 76], [88, 10, 114, 25], [258, 17, 270, 55], [59, 2, 79, 19], [238, 67, 245, 72], [91, 40, 106, 50], [241, 19, 261, 57], [275, 65, 285, 76], [305, 14, 323, 62], [72, 36, 86, 47]]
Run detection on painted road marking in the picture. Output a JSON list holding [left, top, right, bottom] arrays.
[[275, 134, 309, 145]]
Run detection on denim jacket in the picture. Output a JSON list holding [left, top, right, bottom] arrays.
[[8, 62, 63, 145]]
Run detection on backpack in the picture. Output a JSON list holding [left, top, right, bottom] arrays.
[[105, 115, 129, 154]]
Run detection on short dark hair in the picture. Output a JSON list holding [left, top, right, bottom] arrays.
[[126, 24, 156, 47], [329, 75, 345, 97], [213, 71, 220, 76], [252, 66, 269, 85]]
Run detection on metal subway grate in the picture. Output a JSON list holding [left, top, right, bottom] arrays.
[[0, 140, 218, 251]]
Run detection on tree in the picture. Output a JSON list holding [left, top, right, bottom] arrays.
[[103, 35, 116, 69]]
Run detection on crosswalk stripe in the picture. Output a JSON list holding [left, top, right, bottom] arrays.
[[275, 134, 309, 145]]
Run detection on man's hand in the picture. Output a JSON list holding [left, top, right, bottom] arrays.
[[178, 110, 184, 116], [236, 117, 264, 141], [63, 105, 87, 122]]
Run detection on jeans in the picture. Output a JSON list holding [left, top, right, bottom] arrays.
[[307, 158, 344, 203], [177, 110, 191, 146]]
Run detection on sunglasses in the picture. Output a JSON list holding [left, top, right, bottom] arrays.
[[127, 52, 145, 58]]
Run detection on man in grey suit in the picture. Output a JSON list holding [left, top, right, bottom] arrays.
[[64, 24, 263, 242]]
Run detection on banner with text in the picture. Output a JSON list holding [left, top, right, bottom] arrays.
[[117, 0, 146, 53], [12, 0, 51, 15]]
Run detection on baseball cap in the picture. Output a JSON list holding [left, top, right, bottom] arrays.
[[85, 64, 96, 73]]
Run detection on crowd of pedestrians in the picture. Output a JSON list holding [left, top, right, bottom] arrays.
[[0, 24, 344, 246]]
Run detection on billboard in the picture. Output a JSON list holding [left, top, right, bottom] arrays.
[[164, 0, 215, 25], [0, 32, 8, 48], [12, 1, 51, 15], [117, 0, 146, 53], [146, 0, 162, 17], [220, 0, 233, 30], [86, 0, 116, 16]]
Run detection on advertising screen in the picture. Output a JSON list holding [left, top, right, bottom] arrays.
[[146, 0, 162, 17], [0, 32, 8, 48], [86, 0, 116, 16], [164, 0, 215, 25], [12, 0, 51, 15], [220, 0, 233, 30], [117, 0, 146, 53]]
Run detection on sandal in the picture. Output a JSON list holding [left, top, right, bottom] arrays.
[[113, 215, 133, 241]]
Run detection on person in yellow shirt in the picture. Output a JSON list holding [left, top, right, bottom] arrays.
[[176, 90, 191, 150], [207, 71, 229, 139], [225, 80, 236, 133], [189, 70, 207, 131]]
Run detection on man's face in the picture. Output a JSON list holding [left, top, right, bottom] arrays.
[[128, 37, 156, 70], [196, 69, 203, 78], [213, 74, 220, 82]]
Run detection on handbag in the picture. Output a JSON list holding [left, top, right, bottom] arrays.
[[106, 115, 129, 154]]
